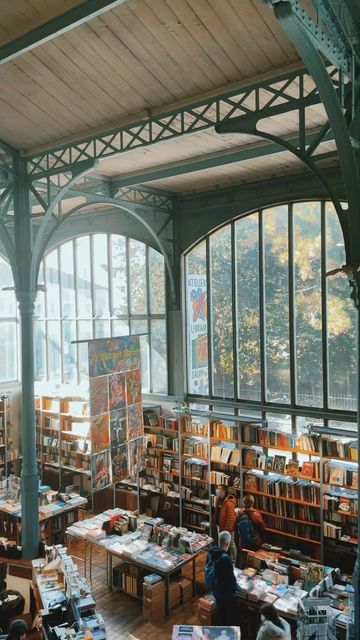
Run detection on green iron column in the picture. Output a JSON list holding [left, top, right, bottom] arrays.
[[166, 205, 184, 400], [13, 159, 39, 559]]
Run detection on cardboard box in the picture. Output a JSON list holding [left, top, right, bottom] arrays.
[[143, 580, 165, 600], [198, 605, 216, 625], [168, 578, 193, 608], [143, 592, 165, 621]]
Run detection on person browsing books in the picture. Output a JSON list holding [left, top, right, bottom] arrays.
[[206, 530, 240, 625], [214, 484, 237, 562], [256, 604, 291, 640], [235, 494, 266, 559]]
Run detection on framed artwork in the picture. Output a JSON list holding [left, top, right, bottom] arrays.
[[89, 375, 109, 416], [90, 413, 110, 454], [91, 450, 111, 490], [127, 403, 143, 441], [111, 444, 128, 483], [108, 372, 126, 411], [110, 408, 127, 446]]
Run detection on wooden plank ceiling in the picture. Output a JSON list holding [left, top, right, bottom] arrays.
[[0, 0, 335, 194]]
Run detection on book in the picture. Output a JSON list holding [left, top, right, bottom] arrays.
[[301, 461, 314, 478], [272, 455, 286, 473], [351, 471, 358, 489], [329, 466, 344, 486], [244, 473, 257, 491], [265, 456, 273, 471], [244, 448, 257, 467], [286, 460, 299, 477], [338, 497, 352, 514]]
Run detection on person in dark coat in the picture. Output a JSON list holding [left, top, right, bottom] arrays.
[[207, 530, 240, 625]]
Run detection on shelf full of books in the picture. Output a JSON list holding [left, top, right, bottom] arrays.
[[140, 409, 358, 571], [35, 394, 92, 491], [0, 393, 19, 476]]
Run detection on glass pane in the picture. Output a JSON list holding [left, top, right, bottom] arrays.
[[129, 239, 147, 314], [149, 247, 165, 314], [94, 320, 109, 339], [45, 249, 60, 318], [186, 241, 209, 395], [93, 234, 109, 317], [294, 202, 322, 406], [150, 319, 167, 394], [210, 224, 234, 398], [112, 319, 129, 337], [111, 235, 128, 316], [263, 206, 290, 403], [235, 213, 261, 401], [77, 320, 92, 382], [34, 320, 46, 380], [0, 256, 16, 317], [75, 236, 92, 318], [62, 320, 76, 383], [60, 241, 76, 317], [47, 320, 61, 382], [131, 319, 149, 392], [34, 263, 45, 319], [326, 203, 357, 411], [0, 322, 16, 381]]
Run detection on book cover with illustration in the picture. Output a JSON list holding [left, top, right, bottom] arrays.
[[108, 372, 126, 411], [351, 471, 358, 489], [90, 413, 110, 454], [110, 408, 127, 446], [125, 368, 142, 406], [265, 455, 273, 471], [127, 403, 144, 441], [111, 444, 128, 483], [329, 466, 344, 485], [244, 448, 257, 468], [272, 455, 286, 473], [286, 460, 299, 477], [244, 473, 257, 491], [301, 461, 314, 478], [89, 375, 109, 416]]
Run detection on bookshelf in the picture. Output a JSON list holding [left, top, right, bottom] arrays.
[[35, 394, 91, 492], [0, 394, 19, 476]]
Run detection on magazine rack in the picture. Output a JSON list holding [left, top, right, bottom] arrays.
[[296, 597, 337, 640]]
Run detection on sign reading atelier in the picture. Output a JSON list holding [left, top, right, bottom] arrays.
[[87, 335, 144, 491]]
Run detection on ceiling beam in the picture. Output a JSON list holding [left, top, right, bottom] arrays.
[[0, 0, 128, 65], [110, 129, 335, 190]]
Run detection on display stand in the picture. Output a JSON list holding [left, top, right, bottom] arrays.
[[297, 597, 337, 640]]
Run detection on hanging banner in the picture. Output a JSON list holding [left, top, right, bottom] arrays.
[[186, 274, 209, 395], [88, 335, 143, 490]]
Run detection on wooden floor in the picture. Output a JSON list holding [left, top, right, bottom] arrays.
[[69, 539, 206, 640]]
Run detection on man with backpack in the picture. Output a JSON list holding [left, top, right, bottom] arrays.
[[205, 530, 240, 625], [235, 494, 266, 565]]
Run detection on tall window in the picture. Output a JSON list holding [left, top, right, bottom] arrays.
[[34, 234, 167, 393], [0, 255, 18, 382], [185, 202, 357, 412]]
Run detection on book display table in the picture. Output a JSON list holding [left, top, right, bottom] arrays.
[[172, 626, 241, 640], [0, 478, 87, 544], [66, 508, 212, 614]]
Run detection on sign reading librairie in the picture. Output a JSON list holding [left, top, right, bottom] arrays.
[[87, 335, 144, 491]]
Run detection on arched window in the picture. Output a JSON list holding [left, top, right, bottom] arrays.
[[34, 234, 167, 394], [185, 201, 356, 412], [0, 255, 18, 382]]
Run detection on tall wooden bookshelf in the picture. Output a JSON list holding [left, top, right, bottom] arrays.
[[0, 394, 19, 476], [141, 408, 357, 571], [35, 394, 91, 492]]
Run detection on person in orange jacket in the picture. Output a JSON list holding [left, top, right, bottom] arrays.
[[213, 484, 237, 562], [234, 494, 266, 566]]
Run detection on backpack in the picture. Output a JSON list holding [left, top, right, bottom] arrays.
[[205, 551, 227, 591], [237, 512, 257, 547]]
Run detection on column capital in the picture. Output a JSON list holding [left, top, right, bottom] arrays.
[[16, 290, 37, 313]]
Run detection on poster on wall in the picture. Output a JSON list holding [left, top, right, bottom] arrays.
[[127, 403, 143, 441], [88, 336, 141, 378], [90, 413, 110, 454], [110, 408, 127, 446], [186, 274, 209, 395], [91, 449, 111, 491], [87, 334, 144, 491], [128, 437, 145, 482], [89, 375, 109, 416], [111, 444, 128, 483]]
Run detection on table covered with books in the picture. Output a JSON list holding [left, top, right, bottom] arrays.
[[199, 546, 352, 638], [0, 476, 87, 544], [66, 508, 212, 614], [172, 626, 240, 640]]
